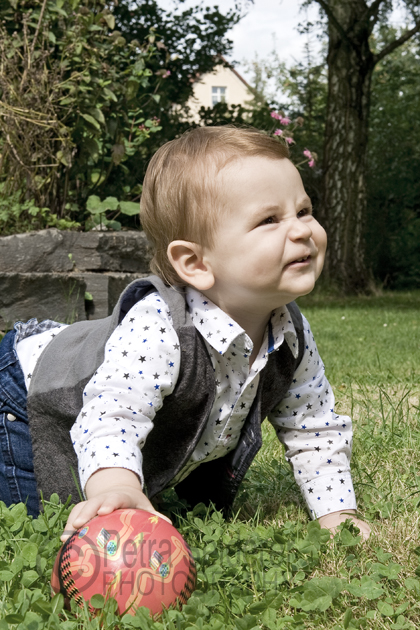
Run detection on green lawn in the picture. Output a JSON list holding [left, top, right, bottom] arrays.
[[1, 291, 420, 629], [297, 290, 420, 386]]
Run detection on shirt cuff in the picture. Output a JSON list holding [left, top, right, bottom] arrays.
[[77, 436, 144, 495], [299, 471, 357, 519]]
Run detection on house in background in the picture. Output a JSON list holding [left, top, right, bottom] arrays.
[[185, 58, 254, 120]]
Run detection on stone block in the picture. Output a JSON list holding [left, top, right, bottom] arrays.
[[74, 272, 147, 320], [71, 231, 152, 273], [0, 273, 87, 330], [0, 230, 74, 273], [0, 229, 152, 273]]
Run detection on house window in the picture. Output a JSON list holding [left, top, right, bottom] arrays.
[[212, 86, 227, 106]]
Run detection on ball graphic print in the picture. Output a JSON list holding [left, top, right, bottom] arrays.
[[51, 509, 196, 616]]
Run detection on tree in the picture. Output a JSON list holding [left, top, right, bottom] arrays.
[[366, 33, 420, 288], [110, 0, 241, 190], [0, 0, 162, 219], [0, 0, 240, 231], [305, 0, 420, 292]]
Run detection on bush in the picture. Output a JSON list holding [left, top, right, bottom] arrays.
[[0, 0, 163, 225]]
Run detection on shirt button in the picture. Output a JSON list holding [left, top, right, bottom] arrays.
[[7, 413, 16, 421]]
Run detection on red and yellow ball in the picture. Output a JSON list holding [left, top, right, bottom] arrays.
[[51, 509, 196, 616]]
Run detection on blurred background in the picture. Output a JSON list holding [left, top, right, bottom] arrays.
[[1, 0, 419, 293]]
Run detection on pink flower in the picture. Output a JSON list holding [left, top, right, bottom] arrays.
[[308, 159, 315, 168], [286, 137, 294, 145], [270, 112, 291, 125], [163, 70, 171, 78], [303, 149, 312, 159], [273, 129, 283, 136]]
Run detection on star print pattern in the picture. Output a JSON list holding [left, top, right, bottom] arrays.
[[16, 289, 357, 520], [269, 320, 356, 518], [69, 293, 180, 491], [68, 288, 299, 492], [171, 288, 299, 485]]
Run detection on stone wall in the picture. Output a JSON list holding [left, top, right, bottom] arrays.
[[0, 229, 152, 330]]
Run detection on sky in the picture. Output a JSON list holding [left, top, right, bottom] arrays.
[[223, 0, 323, 78], [165, 0, 411, 84], [167, 0, 324, 83]]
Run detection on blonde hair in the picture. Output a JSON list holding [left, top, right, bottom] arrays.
[[140, 125, 290, 286]]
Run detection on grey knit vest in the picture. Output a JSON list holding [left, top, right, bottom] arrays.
[[27, 276, 304, 512]]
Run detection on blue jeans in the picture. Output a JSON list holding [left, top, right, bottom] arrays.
[[0, 329, 39, 517]]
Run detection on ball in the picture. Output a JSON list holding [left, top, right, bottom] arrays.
[[51, 509, 196, 616]]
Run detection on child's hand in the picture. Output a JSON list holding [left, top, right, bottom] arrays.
[[61, 468, 171, 542], [317, 509, 371, 540]]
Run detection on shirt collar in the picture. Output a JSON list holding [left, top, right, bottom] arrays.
[[186, 287, 298, 358], [270, 305, 299, 358]]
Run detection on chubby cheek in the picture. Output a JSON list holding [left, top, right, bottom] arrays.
[[315, 225, 327, 274], [317, 224, 327, 253], [252, 243, 286, 278]]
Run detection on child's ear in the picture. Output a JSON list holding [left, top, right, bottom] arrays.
[[167, 240, 215, 291]]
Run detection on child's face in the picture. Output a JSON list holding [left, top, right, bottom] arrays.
[[202, 155, 327, 316]]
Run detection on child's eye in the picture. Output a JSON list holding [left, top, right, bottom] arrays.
[[297, 207, 312, 218], [259, 216, 277, 225]]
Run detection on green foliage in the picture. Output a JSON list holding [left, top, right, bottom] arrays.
[[0, 494, 72, 628], [0, 184, 80, 235], [367, 33, 420, 289], [243, 39, 327, 147], [108, 0, 241, 199], [114, 0, 240, 109], [0, 0, 240, 231], [1, 494, 420, 628], [0, 498, 381, 628], [85, 194, 140, 230], [195, 102, 317, 177], [0, 0, 163, 215]]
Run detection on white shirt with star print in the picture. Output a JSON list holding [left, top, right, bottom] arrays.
[[17, 288, 357, 519]]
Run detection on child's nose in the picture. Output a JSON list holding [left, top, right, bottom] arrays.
[[289, 217, 313, 240]]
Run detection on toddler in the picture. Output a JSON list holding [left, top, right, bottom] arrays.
[[0, 126, 370, 540]]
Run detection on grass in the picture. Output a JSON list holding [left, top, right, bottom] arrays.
[[1, 290, 420, 629]]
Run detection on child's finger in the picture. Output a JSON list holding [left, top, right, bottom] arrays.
[[97, 493, 172, 524], [61, 501, 90, 541], [60, 493, 173, 543], [70, 498, 103, 529], [356, 520, 372, 540]]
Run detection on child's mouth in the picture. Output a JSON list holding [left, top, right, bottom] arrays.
[[287, 255, 311, 266]]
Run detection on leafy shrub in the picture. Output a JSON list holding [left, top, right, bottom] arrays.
[[0, 0, 163, 217], [0, 184, 80, 235], [85, 194, 140, 231]]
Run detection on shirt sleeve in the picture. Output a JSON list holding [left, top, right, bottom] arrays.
[[70, 291, 181, 493], [268, 314, 357, 519]]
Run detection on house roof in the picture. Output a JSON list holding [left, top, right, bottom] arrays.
[[218, 55, 251, 89], [191, 55, 251, 90]]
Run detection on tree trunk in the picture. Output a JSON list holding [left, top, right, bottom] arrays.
[[319, 0, 375, 292]]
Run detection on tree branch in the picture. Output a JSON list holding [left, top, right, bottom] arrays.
[[365, 0, 386, 34], [366, 0, 386, 22], [373, 21, 420, 64], [313, 0, 354, 47], [30, 0, 48, 59]]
